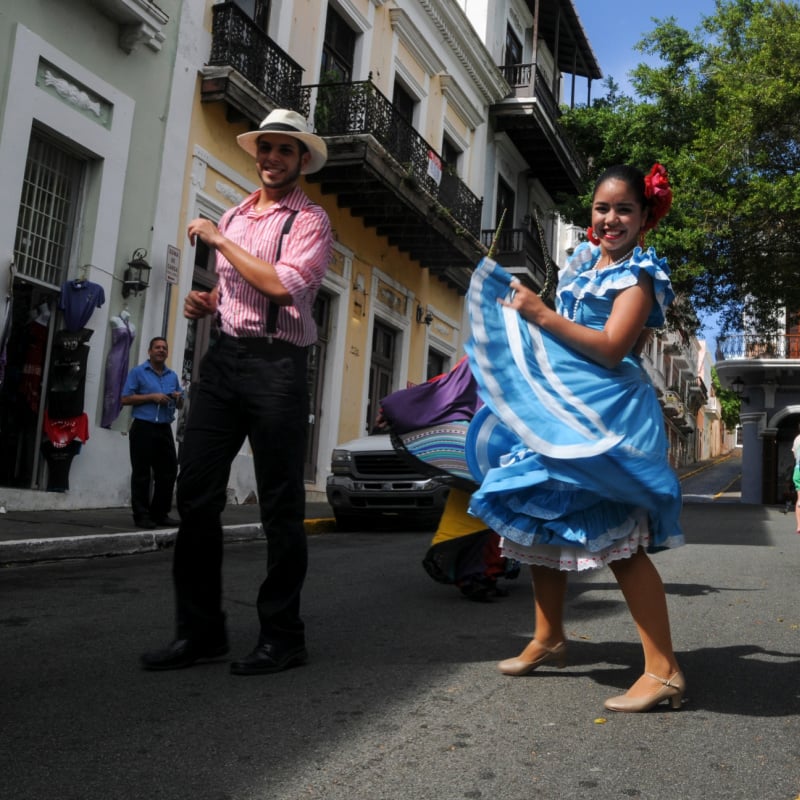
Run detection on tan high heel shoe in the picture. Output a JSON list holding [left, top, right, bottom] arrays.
[[497, 639, 568, 676], [603, 670, 686, 712]]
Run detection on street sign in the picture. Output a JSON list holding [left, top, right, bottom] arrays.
[[165, 244, 180, 285]]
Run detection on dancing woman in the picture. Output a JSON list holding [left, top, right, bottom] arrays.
[[466, 164, 685, 712]]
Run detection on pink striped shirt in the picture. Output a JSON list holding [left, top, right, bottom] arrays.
[[215, 186, 333, 346]]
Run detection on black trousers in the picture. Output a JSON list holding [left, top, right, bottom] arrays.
[[173, 334, 309, 647], [129, 419, 178, 521]]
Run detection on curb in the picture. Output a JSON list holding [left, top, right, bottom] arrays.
[[0, 518, 338, 566]]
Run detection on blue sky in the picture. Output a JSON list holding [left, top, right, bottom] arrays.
[[572, 0, 721, 342], [573, 0, 718, 96]]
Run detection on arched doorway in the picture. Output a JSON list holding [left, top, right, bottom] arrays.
[[766, 406, 800, 506]]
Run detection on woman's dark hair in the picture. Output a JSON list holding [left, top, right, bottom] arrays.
[[593, 164, 647, 207]]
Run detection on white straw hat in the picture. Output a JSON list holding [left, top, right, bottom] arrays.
[[236, 109, 328, 174]]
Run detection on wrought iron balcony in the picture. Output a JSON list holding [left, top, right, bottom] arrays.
[[492, 62, 585, 195], [676, 410, 695, 434], [200, 2, 308, 123], [501, 62, 560, 116], [661, 390, 684, 418], [686, 377, 707, 414], [480, 227, 549, 291], [717, 333, 800, 360], [299, 79, 484, 287], [305, 80, 480, 235]]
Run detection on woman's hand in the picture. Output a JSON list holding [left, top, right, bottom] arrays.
[[499, 275, 655, 370], [499, 280, 550, 325]]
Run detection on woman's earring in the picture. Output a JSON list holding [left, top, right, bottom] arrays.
[[586, 227, 601, 245]]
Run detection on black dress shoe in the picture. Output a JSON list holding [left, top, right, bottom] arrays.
[[229, 641, 308, 675], [134, 516, 157, 530], [152, 515, 180, 527], [140, 638, 229, 671]]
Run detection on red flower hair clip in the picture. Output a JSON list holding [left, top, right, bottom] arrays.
[[643, 163, 673, 232]]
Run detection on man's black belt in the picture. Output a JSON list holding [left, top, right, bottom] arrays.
[[217, 332, 304, 356]]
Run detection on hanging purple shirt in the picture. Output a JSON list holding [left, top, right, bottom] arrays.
[[59, 280, 105, 332]]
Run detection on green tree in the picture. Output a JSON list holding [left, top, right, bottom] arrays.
[[559, 0, 800, 335], [712, 366, 742, 431]]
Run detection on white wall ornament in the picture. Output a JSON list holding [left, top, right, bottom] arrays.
[[193, 144, 257, 196], [191, 155, 207, 189], [41, 69, 102, 117], [215, 181, 243, 205], [92, 0, 169, 53]]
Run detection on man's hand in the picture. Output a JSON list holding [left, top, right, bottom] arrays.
[[187, 217, 221, 248], [184, 289, 217, 320]]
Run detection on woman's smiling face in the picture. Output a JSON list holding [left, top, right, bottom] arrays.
[[590, 178, 648, 262]]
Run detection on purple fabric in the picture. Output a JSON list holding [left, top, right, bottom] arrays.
[[101, 319, 135, 428], [59, 280, 105, 332], [380, 356, 483, 434]]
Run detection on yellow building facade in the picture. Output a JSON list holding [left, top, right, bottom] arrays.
[[174, 0, 500, 499]]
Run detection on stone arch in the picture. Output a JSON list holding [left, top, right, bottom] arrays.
[[768, 405, 800, 429], [768, 405, 800, 505]]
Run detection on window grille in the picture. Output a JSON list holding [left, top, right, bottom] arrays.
[[14, 133, 84, 288]]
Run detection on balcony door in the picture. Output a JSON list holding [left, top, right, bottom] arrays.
[[504, 24, 523, 67], [321, 6, 356, 81], [391, 81, 416, 164], [495, 176, 516, 232], [235, 0, 270, 32]]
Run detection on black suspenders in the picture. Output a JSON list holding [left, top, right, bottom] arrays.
[[216, 205, 299, 341], [219, 205, 299, 342], [265, 210, 298, 342]]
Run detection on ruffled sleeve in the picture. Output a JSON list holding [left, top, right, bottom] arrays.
[[557, 244, 674, 328]]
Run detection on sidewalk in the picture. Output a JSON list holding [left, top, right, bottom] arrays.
[[0, 453, 737, 565], [0, 499, 336, 565]]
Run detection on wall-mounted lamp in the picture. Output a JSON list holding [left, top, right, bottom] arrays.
[[731, 376, 749, 403], [352, 273, 367, 317], [416, 304, 433, 326], [121, 249, 152, 298]]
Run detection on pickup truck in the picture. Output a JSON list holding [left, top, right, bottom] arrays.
[[325, 433, 449, 530]]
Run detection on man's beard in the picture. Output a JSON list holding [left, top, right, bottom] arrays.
[[260, 161, 302, 191]]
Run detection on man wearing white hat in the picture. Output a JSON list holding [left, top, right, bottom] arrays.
[[141, 109, 333, 675]]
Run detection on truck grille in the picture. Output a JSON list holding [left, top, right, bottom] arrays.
[[352, 452, 418, 477]]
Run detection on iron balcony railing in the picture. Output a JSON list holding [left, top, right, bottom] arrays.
[[498, 61, 585, 174], [208, 2, 308, 115], [299, 79, 482, 237], [717, 333, 800, 359], [500, 62, 559, 117], [480, 227, 548, 287]]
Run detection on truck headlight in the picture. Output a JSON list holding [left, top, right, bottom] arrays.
[[330, 448, 353, 474]]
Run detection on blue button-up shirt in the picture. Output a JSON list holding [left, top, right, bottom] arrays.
[[122, 361, 183, 424]]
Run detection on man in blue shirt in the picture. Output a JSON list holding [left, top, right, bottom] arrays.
[[122, 337, 184, 529]]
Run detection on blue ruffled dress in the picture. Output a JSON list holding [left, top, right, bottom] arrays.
[[464, 243, 684, 571]]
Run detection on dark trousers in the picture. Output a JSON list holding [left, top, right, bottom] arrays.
[[129, 419, 178, 521], [173, 334, 309, 647]]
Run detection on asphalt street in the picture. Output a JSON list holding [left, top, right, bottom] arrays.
[[2, 454, 799, 800]]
